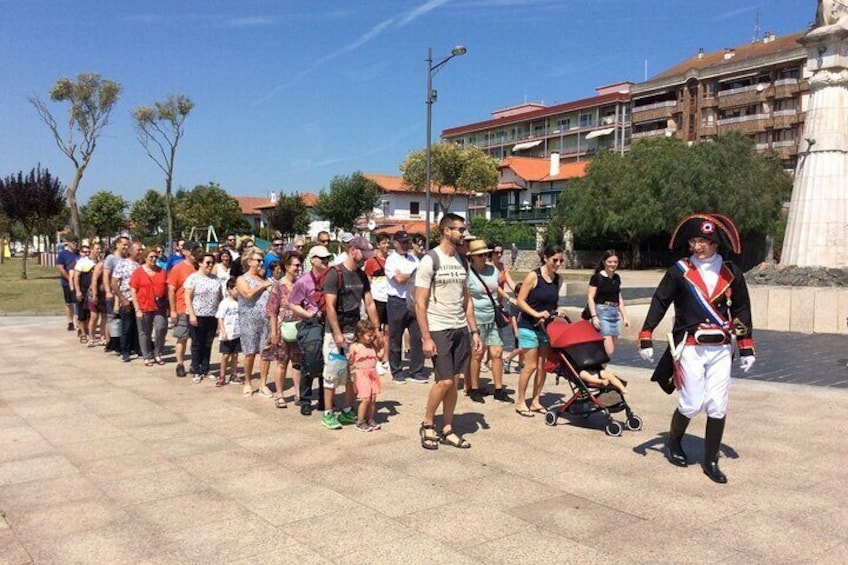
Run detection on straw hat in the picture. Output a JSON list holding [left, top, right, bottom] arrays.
[[466, 239, 492, 256]]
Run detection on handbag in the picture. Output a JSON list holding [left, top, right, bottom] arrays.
[[281, 320, 299, 343], [471, 266, 511, 329], [581, 304, 591, 320]]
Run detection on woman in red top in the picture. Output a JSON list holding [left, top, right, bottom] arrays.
[[130, 248, 168, 366]]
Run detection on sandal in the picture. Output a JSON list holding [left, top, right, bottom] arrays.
[[144, 359, 153, 367], [258, 386, 274, 399], [275, 396, 287, 409], [87, 339, 98, 348], [515, 408, 535, 418], [215, 376, 226, 388], [530, 405, 547, 414], [243, 386, 254, 397], [440, 428, 471, 449], [419, 423, 439, 450], [155, 356, 165, 365]]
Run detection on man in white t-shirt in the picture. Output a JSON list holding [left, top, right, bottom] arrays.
[[415, 213, 481, 451], [384, 231, 425, 384], [332, 232, 355, 266]]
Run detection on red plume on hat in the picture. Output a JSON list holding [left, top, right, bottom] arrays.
[[669, 213, 742, 254]]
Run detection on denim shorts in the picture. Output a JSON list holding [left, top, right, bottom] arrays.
[[517, 326, 549, 349], [596, 303, 621, 337], [479, 322, 503, 348]]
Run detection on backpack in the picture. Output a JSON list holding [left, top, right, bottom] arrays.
[[405, 249, 469, 313], [312, 266, 344, 318]]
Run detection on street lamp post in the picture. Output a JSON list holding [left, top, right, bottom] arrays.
[[425, 45, 467, 250]]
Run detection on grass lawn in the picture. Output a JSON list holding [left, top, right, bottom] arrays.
[[0, 258, 66, 315]]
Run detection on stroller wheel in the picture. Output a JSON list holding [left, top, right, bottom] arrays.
[[626, 415, 643, 431], [544, 411, 557, 427], [605, 421, 623, 437]]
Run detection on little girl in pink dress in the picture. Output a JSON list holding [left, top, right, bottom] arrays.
[[348, 320, 383, 432]]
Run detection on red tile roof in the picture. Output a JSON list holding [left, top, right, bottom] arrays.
[[442, 92, 630, 138], [651, 32, 805, 81], [363, 173, 458, 195], [497, 157, 588, 186], [237, 193, 318, 213], [372, 220, 429, 236]]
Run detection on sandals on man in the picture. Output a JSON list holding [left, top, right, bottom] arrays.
[[515, 408, 535, 418], [419, 423, 439, 450], [440, 428, 471, 449], [275, 395, 287, 409]]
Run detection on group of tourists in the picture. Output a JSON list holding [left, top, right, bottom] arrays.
[[56, 210, 755, 483]]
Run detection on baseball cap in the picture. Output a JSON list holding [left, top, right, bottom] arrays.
[[307, 245, 332, 260], [349, 236, 375, 259], [340, 232, 355, 244], [393, 231, 410, 243]]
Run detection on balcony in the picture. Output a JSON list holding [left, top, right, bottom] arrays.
[[717, 113, 771, 134], [700, 124, 718, 137], [505, 207, 555, 223], [631, 129, 668, 139], [773, 78, 800, 99], [700, 96, 719, 108], [718, 87, 770, 109], [632, 101, 677, 123], [773, 110, 800, 129]]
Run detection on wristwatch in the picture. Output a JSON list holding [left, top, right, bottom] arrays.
[[470, 328, 480, 335]]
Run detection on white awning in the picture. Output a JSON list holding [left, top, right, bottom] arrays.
[[512, 140, 542, 152], [584, 127, 616, 140]]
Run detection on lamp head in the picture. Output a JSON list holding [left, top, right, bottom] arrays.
[[451, 45, 467, 56]]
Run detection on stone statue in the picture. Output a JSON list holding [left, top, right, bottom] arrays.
[[816, 0, 848, 28]]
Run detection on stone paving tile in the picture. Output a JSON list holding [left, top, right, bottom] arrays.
[[0, 454, 78, 487], [0, 439, 56, 465], [97, 467, 206, 506], [124, 489, 253, 533], [399, 501, 534, 548], [239, 480, 360, 526], [147, 431, 237, 459], [160, 515, 282, 565], [284, 506, 417, 560], [202, 463, 300, 500], [172, 447, 266, 480], [0, 474, 104, 519], [346, 534, 481, 565], [8, 498, 131, 543], [349, 475, 466, 517], [52, 435, 150, 465], [122, 420, 208, 442], [78, 450, 179, 481], [463, 526, 607, 564], [0, 530, 32, 565], [21, 521, 170, 565], [224, 539, 335, 565]]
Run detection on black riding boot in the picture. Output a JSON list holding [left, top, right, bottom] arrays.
[[702, 417, 728, 484], [666, 409, 690, 467]]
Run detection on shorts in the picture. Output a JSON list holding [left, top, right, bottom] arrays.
[[172, 314, 190, 340], [261, 339, 302, 366], [76, 302, 91, 322], [479, 322, 503, 348], [596, 304, 621, 337], [431, 328, 471, 382], [517, 325, 550, 350], [219, 338, 242, 355], [322, 332, 354, 389], [375, 300, 388, 328], [62, 285, 75, 305]]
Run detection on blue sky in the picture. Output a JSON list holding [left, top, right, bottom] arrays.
[[0, 0, 813, 205]]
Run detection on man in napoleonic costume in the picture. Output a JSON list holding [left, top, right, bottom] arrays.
[[638, 214, 755, 484]]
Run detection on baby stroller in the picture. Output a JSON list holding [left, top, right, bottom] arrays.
[[542, 318, 642, 436]]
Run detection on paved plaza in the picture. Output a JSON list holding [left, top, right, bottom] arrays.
[[1, 316, 847, 564]]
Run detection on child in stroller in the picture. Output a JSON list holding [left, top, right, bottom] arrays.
[[543, 317, 641, 436]]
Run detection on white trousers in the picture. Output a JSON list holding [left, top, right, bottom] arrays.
[[677, 344, 732, 419]]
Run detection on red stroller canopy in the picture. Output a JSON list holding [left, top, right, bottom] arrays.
[[546, 319, 604, 349]]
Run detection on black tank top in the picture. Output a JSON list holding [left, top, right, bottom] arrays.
[[518, 267, 560, 328]]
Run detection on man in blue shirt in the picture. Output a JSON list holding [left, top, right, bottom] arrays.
[[264, 237, 285, 278], [165, 239, 186, 273], [56, 235, 80, 332]]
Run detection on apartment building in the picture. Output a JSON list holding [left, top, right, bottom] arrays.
[[441, 82, 632, 164], [631, 31, 809, 171]]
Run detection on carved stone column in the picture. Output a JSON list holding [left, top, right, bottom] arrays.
[[781, 22, 848, 266]]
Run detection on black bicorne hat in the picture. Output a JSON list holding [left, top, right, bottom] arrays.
[[669, 213, 742, 254]]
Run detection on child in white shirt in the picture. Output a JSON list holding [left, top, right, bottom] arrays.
[[215, 279, 242, 387]]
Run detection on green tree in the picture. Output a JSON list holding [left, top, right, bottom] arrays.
[[80, 190, 127, 238], [558, 134, 792, 266], [0, 166, 66, 279], [174, 182, 249, 238], [133, 95, 194, 248], [312, 172, 381, 231], [29, 73, 122, 237], [129, 189, 168, 244], [468, 217, 534, 246], [400, 142, 498, 213], [266, 193, 311, 238]]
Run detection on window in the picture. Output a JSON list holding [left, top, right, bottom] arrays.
[[556, 117, 571, 131], [579, 112, 593, 128], [409, 201, 420, 216]]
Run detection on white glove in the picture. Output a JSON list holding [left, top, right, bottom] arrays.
[[739, 355, 756, 373], [638, 347, 654, 363]]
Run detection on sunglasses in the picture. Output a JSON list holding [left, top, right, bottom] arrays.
[[290, 263, 302, 268], [202, 261, 214, 266], [450, 226, 467, 233], [318, 240, 330, 245]]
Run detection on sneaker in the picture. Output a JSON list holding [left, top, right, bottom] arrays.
[[503, 360, 512, 374], [67, 322, 74, 331], [493, 388, 515, 403], [368, 419, 382, 431], [354, 422, 371, 432], [300, 403, 313, 416], [175, 365, 187, 378], [321, 412, 342, 430], [469, 389, 486, 403], [192, 374, 202, 384], [392, 374, 406, 384], [122, 355, 131, 363], [409, 374, 429, 384], [376, 363, 387, 377], [337, 410, 358, 425]]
